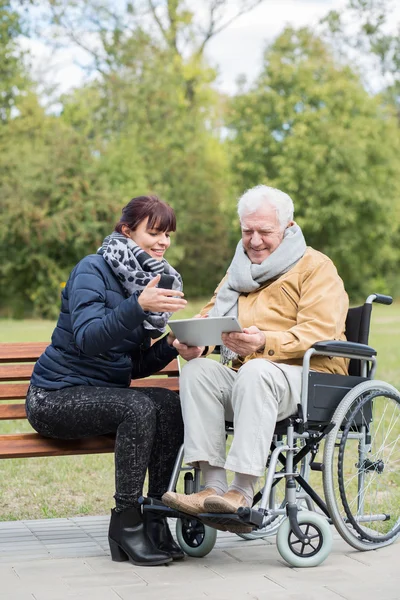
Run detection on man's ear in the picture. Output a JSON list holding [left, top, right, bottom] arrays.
[[286, 220, 295, 229]]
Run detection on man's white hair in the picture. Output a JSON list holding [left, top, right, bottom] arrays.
[[237, 185, 294, 230]]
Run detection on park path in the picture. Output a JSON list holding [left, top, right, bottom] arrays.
[[0, 515, 399, 599]]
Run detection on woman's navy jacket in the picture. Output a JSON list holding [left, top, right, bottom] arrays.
[[31, 254, 178, 390]]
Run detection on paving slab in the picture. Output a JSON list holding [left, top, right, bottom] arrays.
[[0, 516, 399, 599]]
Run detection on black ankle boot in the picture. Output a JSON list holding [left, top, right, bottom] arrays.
[[144, 512, 185, 560], [108, 507, 172, 566]]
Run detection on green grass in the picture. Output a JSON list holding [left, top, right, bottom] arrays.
[[368, 304, 400, 389], [0, 301, 399, 521], [0, 319, 57, 343], [0, 298, 207, 344]]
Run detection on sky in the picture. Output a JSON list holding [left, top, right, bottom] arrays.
[[20, 0, 396, 97]]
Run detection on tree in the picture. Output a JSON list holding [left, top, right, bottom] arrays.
[[0, 0, 265, 316], [45, 1, 265, 59], [72, 38, 234, 295], [0, 2, 241, 315], [0, 92, 115, 317], [229, 28, 400, 299], [321, 0, 400, 119], [42, 1, 244, 297], [0, 1, 28, 122], [42, 0, 266, 105]]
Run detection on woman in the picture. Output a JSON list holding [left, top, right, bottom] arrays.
[[26, 195, 187, 567]]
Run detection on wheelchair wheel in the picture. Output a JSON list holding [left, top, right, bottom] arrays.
[[176, 517, 217, 557], [323, 380, 400, 551], [276, 511, 332, 567]]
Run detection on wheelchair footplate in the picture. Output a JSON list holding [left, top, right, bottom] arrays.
[[139, 496, 264, 532], [197, 506, 264, 531], [139, 496, 182, 519]]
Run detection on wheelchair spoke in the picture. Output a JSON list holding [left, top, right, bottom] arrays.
[[325, 385, 400, 547], [288, 523, 323, 557]]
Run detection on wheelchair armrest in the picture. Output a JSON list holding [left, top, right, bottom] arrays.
[[312, 340, 377, 358]]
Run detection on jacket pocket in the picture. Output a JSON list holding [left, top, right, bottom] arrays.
[[281, 285, 298, 309]]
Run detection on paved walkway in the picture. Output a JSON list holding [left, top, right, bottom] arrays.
[[0, 516, 399, 600]]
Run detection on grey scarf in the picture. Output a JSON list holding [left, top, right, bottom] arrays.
[[98, 232, 182, 337], [209, 224, 307, 363]]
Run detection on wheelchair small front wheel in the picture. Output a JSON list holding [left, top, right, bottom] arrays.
[[276, 511, 332, 567], [176, 517, 217, 557]]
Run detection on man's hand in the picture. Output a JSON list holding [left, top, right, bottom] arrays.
[[221, 326, 266, 356], [172, 339, 205, 361]]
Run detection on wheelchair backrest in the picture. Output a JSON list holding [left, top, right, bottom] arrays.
[[306, 304, 373, 426], [345, 303, 372, 376]]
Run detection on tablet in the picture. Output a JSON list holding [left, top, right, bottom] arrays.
[[168, 316, 242, 347]]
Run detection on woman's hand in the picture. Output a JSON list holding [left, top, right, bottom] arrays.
[[138, 275, 187, 313], [221, 326, 266, 356], [169, 312, 208, 359], [166, 331, 176, 346], [172, 339, 205, 361]]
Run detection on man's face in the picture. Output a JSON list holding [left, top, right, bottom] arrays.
[[241, 205, 286, 264]]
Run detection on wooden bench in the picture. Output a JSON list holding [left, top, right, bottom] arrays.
[[0, 342, 180, 460]]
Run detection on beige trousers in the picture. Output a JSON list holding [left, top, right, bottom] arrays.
[[180, 358, 302, 477]]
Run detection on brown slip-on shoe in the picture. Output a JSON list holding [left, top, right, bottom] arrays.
[[162, 489, 217, 516], [203, 489, 248, 514]]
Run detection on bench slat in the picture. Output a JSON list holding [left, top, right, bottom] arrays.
[[0, 383, 30, 400], [0, 377, 180, 400], [0, 360, 179, 382], [0, 404, 26, 419], [0, 433, 115, 459], [0, 343, 48, 363], [0, 343, 180, 370], [0, 364, 35, 381], [0, 341, 180, 459]]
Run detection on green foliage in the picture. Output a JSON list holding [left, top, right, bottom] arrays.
[[229, 28, 400, 300], [0, 5, 235, 316], [0, 93, 116, 317], [322, 0, 400, 116], [0, 1, 27, 121], [60, 30, 234, 297], [1, 2, 400, 316]]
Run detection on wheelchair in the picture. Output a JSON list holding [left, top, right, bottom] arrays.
[[140, 293, 400, 567]]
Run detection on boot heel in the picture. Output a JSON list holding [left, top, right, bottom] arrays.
[[109, 538, 129, 562]]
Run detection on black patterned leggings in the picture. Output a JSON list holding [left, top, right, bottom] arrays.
[[26, 385, 184, 510]]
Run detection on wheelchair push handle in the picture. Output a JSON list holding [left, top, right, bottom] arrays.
[[366, 294, 393, 305]]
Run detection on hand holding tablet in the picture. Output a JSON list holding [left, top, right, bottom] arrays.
[[168, 316, 242, 347]]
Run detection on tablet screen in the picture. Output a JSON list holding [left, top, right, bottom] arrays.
[[168, 316, 242, 347]]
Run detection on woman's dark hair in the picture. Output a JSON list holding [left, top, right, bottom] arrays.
[[115, 195, 176, 234]]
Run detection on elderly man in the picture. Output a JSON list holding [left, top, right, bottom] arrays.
[[163, 185, 348, 529]]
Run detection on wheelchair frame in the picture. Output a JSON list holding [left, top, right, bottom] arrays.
[[141, 293, 400, 567]]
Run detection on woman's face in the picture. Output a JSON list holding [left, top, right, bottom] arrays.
[[123, 218, 171, 261]]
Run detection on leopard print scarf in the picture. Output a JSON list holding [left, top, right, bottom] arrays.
[[98, 232, 182, 337]]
